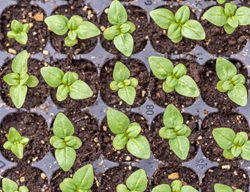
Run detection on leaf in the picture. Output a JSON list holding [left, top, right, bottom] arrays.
[[64, 136, 82, 149], [2, 178, 18, 192], [126, 122, 141, 139], [217, 0, 226, 4], [112, 133, 128, 150], [168, 22, 183, 43], [108, 0, 127, 25], [26, 75, 39, 88], [59, 178, 78, 192], [45, 15, 68, 35], [53, 113, 74, 138], [65, 36, 78, 47], [19, 186, 29, 192], [11, 20, 23, 32], [148, 56, 173, 80], [11, 143, 24, 159], [3, 73, 19, 86], [228, 84, 247, 106], [40, 66, 64, 88], [12, 50, 29, 75], [236, 7, 250, 25], [114, 33, 134, 57], [15, 32, 28, 45], [181, 185, 199, 192], [214, 183, 233, 192], [56, 85, 70, 102], [50, 136, 66, 149], [224, 3, 237, 17], [62, 72, 78, 85], [223, 149, 234, 159], [127, 135, 150, 159], [67, 15, 84, 30], [116, 184, 130, 192], [216, 57, 237, 81], [113, 61, 130, 82], [103, 26, 120, 40], [77, 21, 100, 40], [169, 136, 190, 160], [175, 5, 190, 24], [10, 85, 27, 109], [228, 16, 238, 28], [212, 128, 235, 149], [159, 127, 177, 139], [241, 141, 250, 161], [182, 20, 206, 40], [118, 86, 136, 105], [163, 104, 183, 128], [69, 80, 93, 100], [230, 146, 242, 157], [203, 6, 227, 27], [152, 184, 172, 192], [55, 147, 76, 172], [223, 23, 236, 34], [175, 75, 200, 97], [150, 8, 175, 29], [126, 169, 148, 191], [73, 164, 94, 189]]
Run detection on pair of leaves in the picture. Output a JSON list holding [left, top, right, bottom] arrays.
[[41, 66, 93, 102], [214, 183, 243, 192], [159, 104, 192, 160], [107, 108, 150, 159], [59, 164, 94, 192], [3, 50, 39, 108], [103, 0, 136, 56], [7, 20, 30, 45], [150, 5, 205, 43], [116, 169, 148, 192], [45, 15, 100, 47], [148, 56, 200, 98], [50, 113, 82, 172], [110, 61, 138, 105], [152, 180, 198, 192], [216, 57, 247, 106], [204, 3, 250, 34], [2, 178, 29, 192]]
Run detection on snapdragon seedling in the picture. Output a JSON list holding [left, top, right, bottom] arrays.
[[152, 180, 198, 192], [7, 20, 31, 45], [110, 61, 138, 105], [159, 104, 192, 160], [214, 183, 243, 192], [3, 50, 39, 109], [148, 56, 200, 98], [203, 2, 250, 34], [45, 15, 100, 47], [59, 164, 94, 192], [150, 5, 205, 43], [216, 57, 247, 106], [107, 108, 150, 159], [50, 113, 82, 172], [116, 169, 148, 192], [103, 0, 136, 56], [213, 128, 250, 160], [2, 178, 29, 192], [40, 66, 93, 102]]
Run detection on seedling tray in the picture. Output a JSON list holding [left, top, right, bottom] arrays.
[[0, 0, 250, 191]]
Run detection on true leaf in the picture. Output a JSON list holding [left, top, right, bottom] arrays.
[[26, 75, 39, 88], [69, 80, 93, 100], [73, 164, 94, 189], [175, 75, 200, 97], [53, 113, 74, 138], [203, 6, 227, 27], [113, 61, 130, 82], [118, 86, 136, 105], [169, 136, 190, 160], [126, 169, 148, 191], [163, 104, 183, 128], [150, 8, 175, 29], [114, 33, 134, 57], [228, 84, 247, 106], [55, 147, 76, 172], [236, 7, 250, 25], [127, 135, 150, 159], [182, 20, 206, 40], [113, 134, 128, 150], [241, 141, 250, 161], [77, 21, 101, 40], [45, 15, 69, 35], [12, 50, 29, 75], [10, 85, 27, 109], [175, 5, 190, 24], [108, 0, 127, 25], [40, 66, 64, 88], [212, 128, 235, 149]]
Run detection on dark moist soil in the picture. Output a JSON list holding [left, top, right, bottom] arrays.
[[198, 59, 248, 112], [100, 58, 149, 108], [152, 166, 199, 190], [200, 112, 250, 165], [100, 113, 149, 162], [0, 166, 50, 192], [50, 59, 98, 109], [0, 58, 49, 109], [201, 166, 249, 192], [100, 5, 148, 55], [50, 4, 98, 55], [145, 113, 199, 166], [0, 112, 50, 164], [149, 59, 200, 108], [0, 4, 48, 54], [149, 5, 197, 54]]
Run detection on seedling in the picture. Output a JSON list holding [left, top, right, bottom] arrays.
[[103, 0, 136, 56], [40, 66, 93, 102], [110, 61, 138, 105], [7, 19, 31, 45], [217, 0, 226, 4], [3, 50, 39, 109], [159, 104, 192, 160], [214, 183, 243, 192], [148, 56, 200, 98], [50, 113, 82, 171], [213, 128, 250, 160], [2, 178, 29, 192], [152, 180, 198, 192], [45, 15, 100, 47], [150, 5, 205, 43], [216, 57, 247, 106], [107, 108, 150, 159], [203, 2, 250, 34], [60, 164, 94, 192], [116, 169, 148, 192]]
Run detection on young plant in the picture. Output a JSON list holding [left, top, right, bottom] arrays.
[[214, 183, 243, 192], [59, 164, 94, 192], [116, 169, 148, 192], [148, 56, 200, 98], [203, 2, 250, 34], [159, 104, 192, 160], [150, 5, 205, 43], [216, 57, 247, 106], [45, 15, 100, 47], [213, 128, 250, 160], [7, 19, 31, 45], [40, 66, 93, 102], [2, 178, 29, 192], [3, 50, 39, 109], [152, 180, 198, 192], [107, 108, 150, 159], [110, 61, 138, 105], [50, 113, 82, 172], [103, 0, 136, 56]]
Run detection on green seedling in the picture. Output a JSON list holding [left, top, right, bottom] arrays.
[[217, 0, 226, 4], [2, 178, 29, 192], [152, 180, 198, 192], [214, 183, 243, 192]]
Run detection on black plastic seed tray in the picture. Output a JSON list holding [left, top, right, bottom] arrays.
[[0, 0, 250, 191]]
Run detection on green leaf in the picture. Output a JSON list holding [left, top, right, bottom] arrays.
[[64, 136, 82, 149], [67, 15, 84, 30], [60, 178, 77, 192], [152, 184, 171, 192], [181, 186, 198, 192], [69, 80, 93, 100], [224, 3, 237, 17], [175, 75, 200, 97], [114, 33, 134, 57], [175, 5, 190, 24], [3, 73, 19, 86], [169, 136, 190, 160], [7, 31, 16, 39], [241, 141, 250, 161], [163, 104, 183, 128], [15, 32, 28, 45], [45, 15, 68, 35], [68, 31, 77, 41], [126, 122, 141, 139], [228, 16, 239, 28], [11, 143, 24, 159], [40, 66, 64, 88], [65, 36, 78, 47], [159, 127, 177, 139], [108, 0, 127, 25], [19, 186, 29, 192], [236, 7, 250, 25], [26, 75, 39, 88], [182, 20, 206, 40], [118, 86, 136, 105], [12, 50, 29, 75], [113, 61, 130, 82], [228, 84, 247, 106], [56, 85, 70, 101], [168, 22, 183, 43], [224, 23, 236, 34], [203, 6, 227, 27], [216, 57, 237, 81], [112, 133, 128, 150], [7, 127, 22, 142], [53, 113, 74, 138], [2, 178, 18, 192], [116, 184, 130, 192], [212, 128, 235, 149], [50, 136, 66, 149], [73, 164, 94, 189], [230, 146, 242, 157], [126, 169, 148, 191], [55, 147, 76, 172], [11, 20, 23, 32], [127, 135, 150, 159], [125, 21, 136, 33], [223, 149, 234, 159], [217, 0, 226, 4], [10, 85, 27, 109], [77, 21, 100, 40], [62, 72, 78, 85], [214, 183, 233, 192], [103, 26, 120, 40], [150, 8, 175, 29]]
